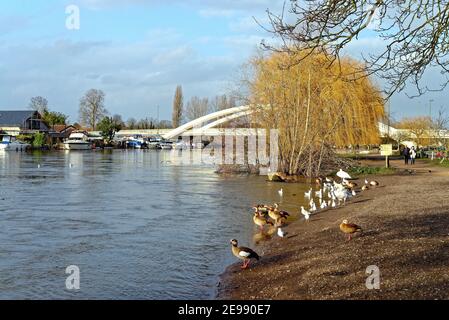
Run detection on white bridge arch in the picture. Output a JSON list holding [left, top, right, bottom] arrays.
[[162, 105, 266, 139]]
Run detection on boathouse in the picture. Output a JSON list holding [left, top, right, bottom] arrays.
[[0, 110, 49, 136]]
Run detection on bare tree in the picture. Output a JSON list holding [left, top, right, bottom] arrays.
[[29, 96, 49, 114], [172, 85, 184, 128], [79, 89, 108, 130], [263, 1, 449, 97], [126, 117, 137, 129], [431, 106, 449, 146], [112, 114, 125, 128], [185, 96, 209, 122]]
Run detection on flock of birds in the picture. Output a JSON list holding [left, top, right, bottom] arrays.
[[231, 168, 379, 269]]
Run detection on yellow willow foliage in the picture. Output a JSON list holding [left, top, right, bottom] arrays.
[[248, 51, 385, 175]]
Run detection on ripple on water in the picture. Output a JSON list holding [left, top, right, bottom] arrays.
[[0, 150, 314, 299]]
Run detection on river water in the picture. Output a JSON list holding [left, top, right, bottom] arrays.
[[0, 150, 312, 299]]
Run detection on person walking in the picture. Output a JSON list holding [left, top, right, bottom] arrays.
[[403, 146, 410, 165], [410, 146, 416, 165]]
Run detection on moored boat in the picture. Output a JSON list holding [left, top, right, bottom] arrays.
[[0, 135, 30, 151], [63, 131, 92, 150]]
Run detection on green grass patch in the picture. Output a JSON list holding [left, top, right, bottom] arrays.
[[348, 166, 396, 176], [421, 158, 449, 168]]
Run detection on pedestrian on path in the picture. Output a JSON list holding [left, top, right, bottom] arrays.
[[403, 146, 410, 165], [410, 146, 416, 165]]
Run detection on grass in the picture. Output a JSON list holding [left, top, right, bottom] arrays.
[[348, 166, 396, 176], [420, 158, 449, 168]]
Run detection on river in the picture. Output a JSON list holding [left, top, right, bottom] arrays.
[[0, 150, 312, 299]]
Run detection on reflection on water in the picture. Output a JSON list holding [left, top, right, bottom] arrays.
[[0, 150, 314, 299]]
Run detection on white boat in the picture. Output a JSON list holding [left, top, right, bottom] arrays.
[[63, 132, 92, 150], [0, 136, 30, 151], [158, 141, 173, 150]]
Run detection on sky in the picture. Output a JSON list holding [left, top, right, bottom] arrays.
[[0, 0, 447, 124]]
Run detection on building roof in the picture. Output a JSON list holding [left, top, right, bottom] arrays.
[[0, 110, 40, 127], [51, 124, 76, 133]]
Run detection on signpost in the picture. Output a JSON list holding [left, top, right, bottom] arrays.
[[380, 144, 393, 168]]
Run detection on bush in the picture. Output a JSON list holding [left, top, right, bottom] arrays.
[[32, 132, 46, 148]]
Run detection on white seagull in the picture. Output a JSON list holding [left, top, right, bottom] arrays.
[[300, 206, 310, 222], [320, 200, 327, 209], [336, 169, 352, 180], [277, 227, 288, 238], [304, 188, 312, 199]]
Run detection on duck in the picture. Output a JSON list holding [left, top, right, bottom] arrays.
[[69, 163, 74, 168], [339, 219, 363, 241], [315, 177, 323, 185], [336, 169, 352, 180], [300, 206, 310, 222], [230, 239, 260, 269], [370, 180, 379, 186], [278, 188, 283, 197], [361, 185, 369, 191], [277, 227, 288, 238], [253, 210, 274, 231]]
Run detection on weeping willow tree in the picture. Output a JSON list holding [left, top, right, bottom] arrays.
[[248, 50, 385, 176]]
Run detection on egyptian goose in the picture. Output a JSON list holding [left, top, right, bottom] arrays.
[[268, 206, 289, 223], [361, 185, 369, 191], [253, 210, 274, 231], [339, 219, 363, 240], [370, 180, 379, 186], [230, 239, 260, 269], [347, 182, 357, 189]]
